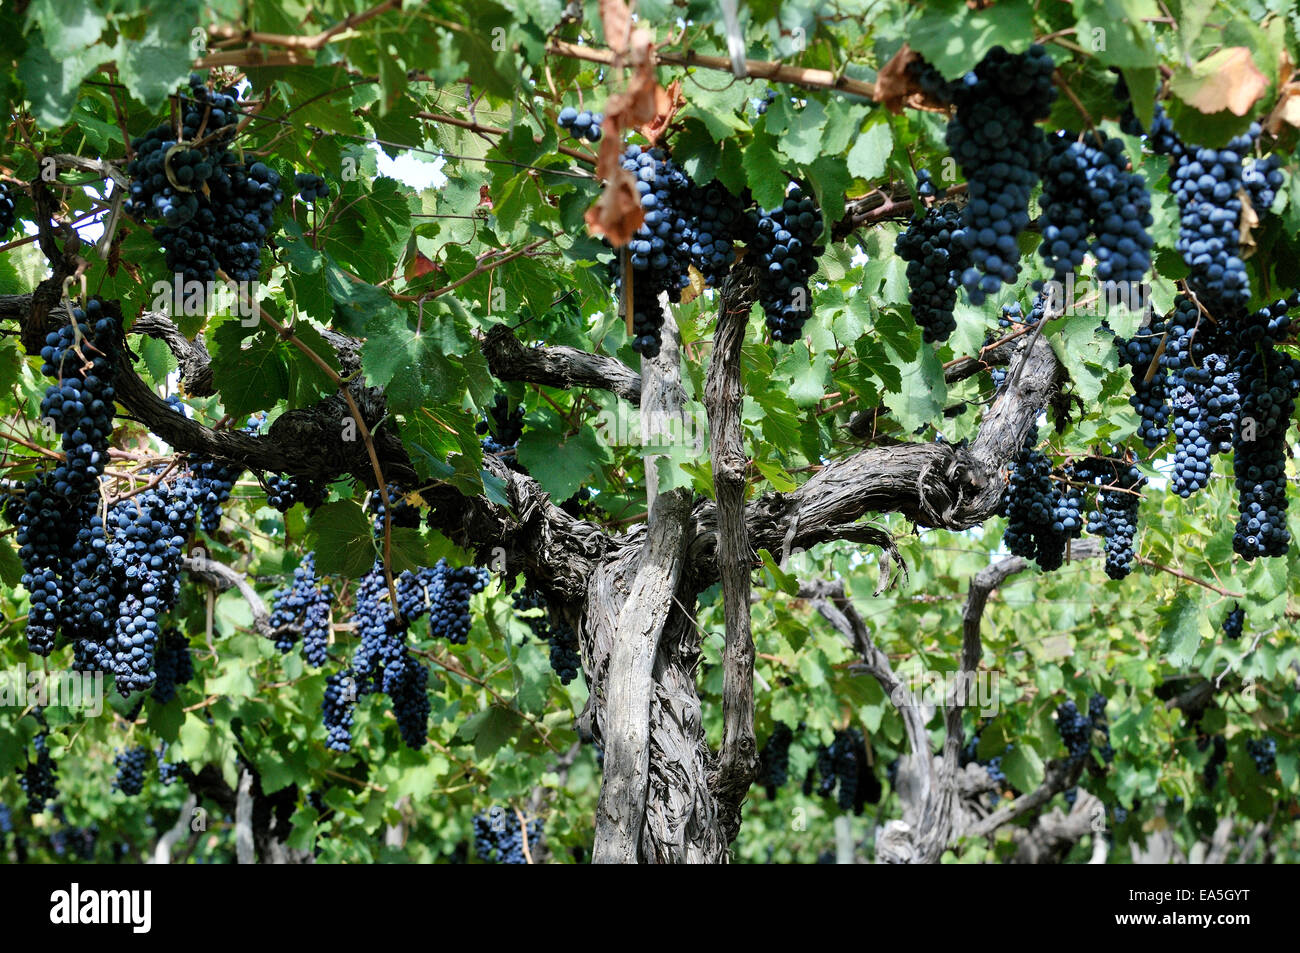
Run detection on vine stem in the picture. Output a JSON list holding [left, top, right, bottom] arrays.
[[394, 234, 558, 303], [204, 0, 403, 51], [546, 38, 878, 99], [218, 272, 401, 613], [418, 111, 596, 166]]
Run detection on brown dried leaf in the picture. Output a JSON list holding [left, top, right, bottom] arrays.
[[585, 167, 645, 246], [680, 264, 706, 304], [603, 48, 667, 139], [874, 44, 922, 115], [1170, 47, 1269, 117], [639, 78, 682, 145], [600, 0, 633, 53], [1265, 83, 1300, 136], [1238, 187, 1260, 259]]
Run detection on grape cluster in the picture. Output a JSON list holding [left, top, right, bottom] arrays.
[[749, 186, 825, 342], [1163, 296, 1218, 497], [1163, 121, 1262, 311], [19, 724, 58, 813], [895, 200, 969, 343], [322, 671, 356, 752], [398, 560, 490, 645], [113, 747, 149, 797], [1244, 295, 1298, 344], [188, 454, 244, 533], [755, 89, 777, 115], [100, 481, 201, 694], [349, 562, 396, 696], [369, 483, 420, 535], [612, 147, 698, 357], [472, 808, 543, 864], [604, 148, 819, 352], [1222, 603, 1244, 641], [0, 804, 11, 834], [1115, 314, 1170, 448], [557, 107, 604, 142], [959, 731, 1010, 787], [264, 472, 328, 513], [1231, 339, 1299, 560], [152, 628, 195, 703], [1055, 700, 1093, 766], [1088, 693, 1115, 767], [385, 650, 432, 750], [341, 558, 485, 750], [693, 180, 748, 286], [156, 744, 193, 787], [13, 301, 120, 655], [0, 181, 15, 236], [512, 588, 582, 684], [294, 172, 330, 203], [1037, 130, 1153, 290], [981, 333, 1008, 391], [1081, 456, 1146, 579], [1243, 155, 1284, 216], [757, 722, 794, 798], [268, 552, 334, 664], [808, 729, 876, 814], [1246, 737, 1277, 775], [126, 76, 284, 286], [1000, 428, 1078, 571], [915, 45, 1057, 304]]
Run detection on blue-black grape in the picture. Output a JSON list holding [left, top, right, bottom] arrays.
[[268, 552, 334, 662], [294, 172, 330, 203], [1222, 603, 1244, 641], [749, 186, 825, 342], [1038, 130, 1153, 290], [757, 722, 794, 798], [611, 147, 697, 357], [473, 807, 543, 864], [896, 200, 969, 343], [19, 724, 58, 813], [914, 46, 1057, 304], [113, 746, 149, 797], [512, 588, 582, 684], [0, 181, 15, 236], [188, 454, 243, 533], [1247, 737, 1277, 775], [1231, 338, 1298, 560], [152, 628, 195, 703], [1081, 455, 1146, 579], [557, 107, 604, 143], [1115, 314, 1170, 449], [322, 671, 356, 752]]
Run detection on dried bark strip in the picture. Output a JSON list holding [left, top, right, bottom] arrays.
[[705, 263, 759, 831]]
